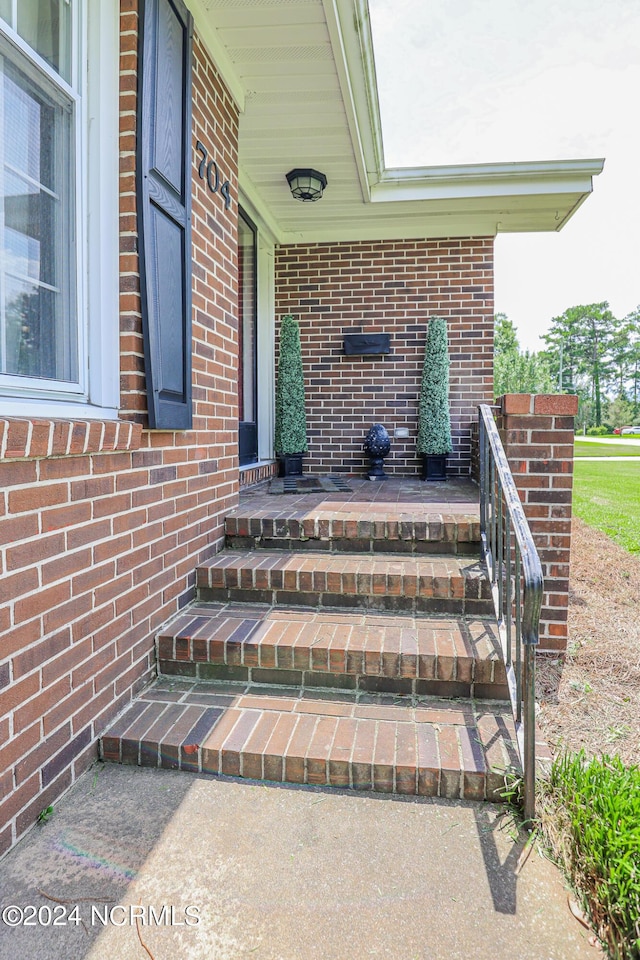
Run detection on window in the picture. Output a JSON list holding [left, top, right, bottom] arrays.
[[0, 1, 119, 417], [0, 1, 80, 397]]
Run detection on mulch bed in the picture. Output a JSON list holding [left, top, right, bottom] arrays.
[[537, 517, 640, 765]]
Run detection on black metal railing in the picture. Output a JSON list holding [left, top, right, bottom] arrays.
[[478, 404, 543, 822]]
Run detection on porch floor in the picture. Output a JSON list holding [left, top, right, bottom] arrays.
[[237, 475, 479, 514], [228, 477, 481, 556]]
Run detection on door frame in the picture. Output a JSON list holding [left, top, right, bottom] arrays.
[[238, 195, 275, 467], [238, 206, 258, 465]]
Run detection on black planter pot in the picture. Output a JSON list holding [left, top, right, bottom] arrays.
[[278, 453, 304, 477], [421, 454, 447, 481]]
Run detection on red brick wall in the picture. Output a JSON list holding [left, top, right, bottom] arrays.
[[497, 393, 579, 653], [0, 4, 239, 856], [274, 238, 494, 476]]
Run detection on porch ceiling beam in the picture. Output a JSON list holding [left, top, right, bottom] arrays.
[[274, 189, 602, 244]]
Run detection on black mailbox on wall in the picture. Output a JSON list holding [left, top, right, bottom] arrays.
[[343, 334, 391, 356]]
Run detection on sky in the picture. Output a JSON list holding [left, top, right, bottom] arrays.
[[369, 0, 640, 352]]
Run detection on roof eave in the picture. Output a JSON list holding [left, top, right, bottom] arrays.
[[373, 159, 606, 202], [321, 0, 382, 200], [190, 0, 605, 245]]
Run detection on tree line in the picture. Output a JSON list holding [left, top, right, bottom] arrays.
[[494, 303, 640, 430]]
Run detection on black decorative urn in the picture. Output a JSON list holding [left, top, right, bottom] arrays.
[[363, 424, 391, 481]]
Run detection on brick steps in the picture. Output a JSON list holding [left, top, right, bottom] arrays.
[[196, 551, 492, 615], [225, 508, 480, 556], [98, 483, 526, 806], [156, 602, 508, 699], [100, 679, 519, 802]]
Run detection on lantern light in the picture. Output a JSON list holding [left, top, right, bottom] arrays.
[[285, 168, 328, 202]]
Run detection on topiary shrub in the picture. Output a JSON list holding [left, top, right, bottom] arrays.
[[417, 317, 452, 456], [274, 314, 308, 455]]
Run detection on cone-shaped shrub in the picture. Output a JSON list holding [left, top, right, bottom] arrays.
[[275, 314, 308, 454], [417, 317, 452, 455]]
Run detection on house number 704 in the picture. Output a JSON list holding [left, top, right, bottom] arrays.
[[196, 140, 231, 210]]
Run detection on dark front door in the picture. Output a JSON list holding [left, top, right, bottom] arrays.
[[238, 208, 257, 465]]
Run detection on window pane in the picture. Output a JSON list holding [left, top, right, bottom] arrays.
[[4, 274, 57, 378], [1, 47, 77, 383], [17, 0, 71, 83], [5, 169, 57, 284], [4, 71, 58, 191], [0, 2, 11, 25]]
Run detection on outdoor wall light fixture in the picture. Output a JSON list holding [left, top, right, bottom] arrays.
[[286, 168, 327, 202]]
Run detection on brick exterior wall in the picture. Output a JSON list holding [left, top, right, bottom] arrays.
[[0, 4, 240, 856], [496, 393, 579, 654], [239, 462, 279, 488], [274, 238, 494, 476]]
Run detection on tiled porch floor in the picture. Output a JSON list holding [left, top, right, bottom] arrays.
[[227, 476, 481, 556], [236, 476, 479, 514]]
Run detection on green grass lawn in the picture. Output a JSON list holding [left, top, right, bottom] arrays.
[[573, 459, 640, 553], [540, 752, 640, 960], [574, 438, 640, 457]]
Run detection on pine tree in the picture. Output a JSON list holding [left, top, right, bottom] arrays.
[[541, 303, 616, 426]]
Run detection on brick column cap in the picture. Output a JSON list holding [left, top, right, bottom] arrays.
[[497, 393, 579, 417], [499, 394, 534, 415], [533, 394, 579, 416]]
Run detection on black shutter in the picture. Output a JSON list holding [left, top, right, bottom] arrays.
[[137, 0, 193, 429]]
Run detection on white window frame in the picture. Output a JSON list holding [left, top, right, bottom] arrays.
[[0, 0, 119, 420]]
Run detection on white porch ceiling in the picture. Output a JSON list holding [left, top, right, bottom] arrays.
[[191, 0, 603, 244]]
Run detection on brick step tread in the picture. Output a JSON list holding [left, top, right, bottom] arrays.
[[196, 551, 492, 615], [157, 602, 508, 698], [225, 509, 480, 551], [197, 551, 490, 599], [100, 680, 520, 802]]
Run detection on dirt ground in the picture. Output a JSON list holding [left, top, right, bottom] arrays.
[[537, 517, 640, 766]]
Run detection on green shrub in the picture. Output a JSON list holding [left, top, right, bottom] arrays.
[[417, 317, 452, 455], [274, 314, 308, 455], [587, 425, 610, 436], [540, 752, 640, 958]]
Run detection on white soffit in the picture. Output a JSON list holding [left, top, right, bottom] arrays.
[[192, 0, 604, 244]]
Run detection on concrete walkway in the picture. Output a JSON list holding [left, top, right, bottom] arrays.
[[0, 764, 596, 960]]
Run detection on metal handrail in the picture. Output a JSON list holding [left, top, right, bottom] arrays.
[[478, 404, 544, 822]]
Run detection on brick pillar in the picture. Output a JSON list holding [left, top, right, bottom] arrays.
[[496, 394, 579, 654]]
